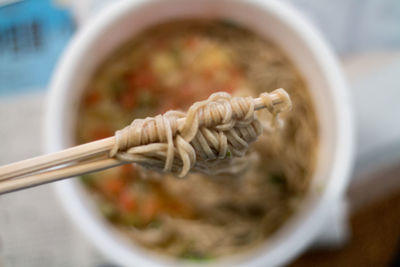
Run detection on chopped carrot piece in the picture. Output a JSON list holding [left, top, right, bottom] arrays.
[[118, 190, 137, 212], [84, 90, 101, 106], [99, 177, 125, 198], [184, 36, 198, 49], [167, 199, 195, 219], [90, 128, 113, 141], [129, 69, 155, 89], [121, 164, 133, 175], [120, 90, 137, 109], [140, 195, 160, 221]]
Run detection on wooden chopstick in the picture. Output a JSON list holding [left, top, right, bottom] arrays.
[[0, 137, 115, 181], [0, 157, 123, 194]]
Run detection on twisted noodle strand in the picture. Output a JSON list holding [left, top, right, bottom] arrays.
[[109, 89, 290, 177]]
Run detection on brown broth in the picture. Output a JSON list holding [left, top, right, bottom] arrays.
[[76, 19, 318, 259]]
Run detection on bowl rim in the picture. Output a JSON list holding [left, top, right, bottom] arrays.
[[46, 0, 354, 266]]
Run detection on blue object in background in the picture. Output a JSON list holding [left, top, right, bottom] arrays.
[[0, 0, 75, 96]]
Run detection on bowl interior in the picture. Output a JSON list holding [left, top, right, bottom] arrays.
[[47, 0, 352, 266]]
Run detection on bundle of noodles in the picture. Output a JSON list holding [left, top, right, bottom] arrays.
[[109, 89, 291, 177]]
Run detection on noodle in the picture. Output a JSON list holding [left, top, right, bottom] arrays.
[[110, 89, 291, 177]]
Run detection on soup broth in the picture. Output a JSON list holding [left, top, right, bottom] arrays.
[[76, 20, 318, 259]]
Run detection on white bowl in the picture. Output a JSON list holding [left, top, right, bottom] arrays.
[[46, 0, 354, 266]]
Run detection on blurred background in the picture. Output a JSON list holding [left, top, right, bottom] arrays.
[[0, 0, 400, 266]]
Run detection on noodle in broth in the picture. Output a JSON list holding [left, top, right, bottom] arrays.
[[76, 20, 318, 259]]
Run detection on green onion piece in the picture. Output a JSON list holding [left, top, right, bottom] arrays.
[[99, 201, 117, 220], [180, 250, 213, 262], [81, 174, 94, 187], [269, 173, 285, 185]]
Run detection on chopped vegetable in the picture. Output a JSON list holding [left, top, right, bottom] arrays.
[[139, 194, 160, 222], [121, 213, 142, 227], [118, 189, 137, 212], [147, 220, 162, 229], [81, 174, 95, 187], [152, 52, 176, 76], [121, 164, 136, 177], [119, 89, 137, 110], [180, 250, 213, 262], [270, 173, 285, 185], [183, 35, 199, 49], [128, 69, 155, 89], [99, 201, 117, 220], [111, 79, 127, 98], [98, 177, 125, 198], [138, 90, 154, 107], [84, 90, 101, 106], [90, 128, 113, 140]]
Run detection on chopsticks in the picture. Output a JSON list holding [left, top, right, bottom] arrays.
[[0, 92, 287, 195], [0, 157, 123, 194], [0, 137, 115, 181], [0, 137, 118, 194]]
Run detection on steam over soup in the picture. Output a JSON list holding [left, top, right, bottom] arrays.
[[77, 20, 318, 259]]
